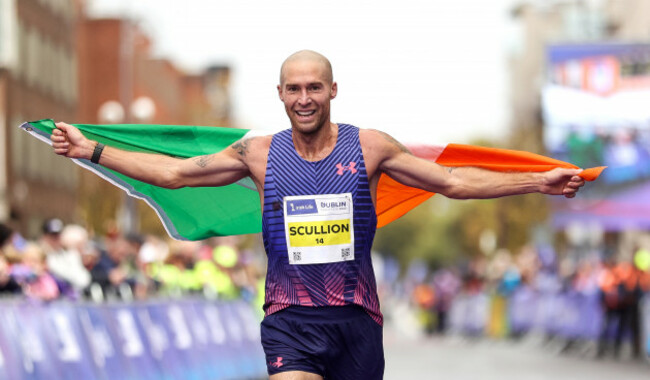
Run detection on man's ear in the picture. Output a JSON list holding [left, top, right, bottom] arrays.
[[277, 84, 284, 101], [331, 82, 338, 99]]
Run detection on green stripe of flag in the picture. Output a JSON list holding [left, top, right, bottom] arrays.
[[21, 119, 261, 240]]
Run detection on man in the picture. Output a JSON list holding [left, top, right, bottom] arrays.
[[40, 218, 91, 295], [52, 50, 585, 379]]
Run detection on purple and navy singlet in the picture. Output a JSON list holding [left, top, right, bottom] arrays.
[[262, 124, 382, 325]]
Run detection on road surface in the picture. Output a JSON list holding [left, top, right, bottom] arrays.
[[383, 333, 649, 380]]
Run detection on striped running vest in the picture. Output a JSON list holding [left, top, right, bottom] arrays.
[[262, 124, 382, 325]]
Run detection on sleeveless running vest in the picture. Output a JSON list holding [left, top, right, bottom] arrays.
[[262, 124, 382, 325]]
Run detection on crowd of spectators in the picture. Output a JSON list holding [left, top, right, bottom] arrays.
[[0, 219, 266, 313], [401, 241, 650, 360], [2, 218, 649, 361]]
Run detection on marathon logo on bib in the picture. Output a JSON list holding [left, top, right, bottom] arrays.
[[284, 194, 355, 265], [286, 199, 317, 216]]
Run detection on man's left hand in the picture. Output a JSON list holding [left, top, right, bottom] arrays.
[[542, 168, 585, 198]]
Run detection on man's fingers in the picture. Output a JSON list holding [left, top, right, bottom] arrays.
[[51, 134, 67, 142], [55, 121, 72, 130], [569, 168, 583, 176], [562, 174, 585, 198], [566, 180, 584, 190]]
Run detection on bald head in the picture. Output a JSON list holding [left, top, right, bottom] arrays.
[[280, 50, 333, 85]]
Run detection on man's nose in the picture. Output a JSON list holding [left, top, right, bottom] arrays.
[[298, 90, 311, 105]]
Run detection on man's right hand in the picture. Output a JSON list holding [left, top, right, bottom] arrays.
[[52, 122, 96, 160]]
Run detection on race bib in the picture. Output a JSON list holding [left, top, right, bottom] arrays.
[[284, 193, 355, 265]]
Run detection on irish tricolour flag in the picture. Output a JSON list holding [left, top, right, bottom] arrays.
[[20, 119, 604, 241]]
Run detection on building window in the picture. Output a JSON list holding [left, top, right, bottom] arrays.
[[9, 115, 25, 176], [16, 21, 27, 82]]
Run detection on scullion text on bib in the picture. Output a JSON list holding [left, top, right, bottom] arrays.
[[283, 193, 355, 265]]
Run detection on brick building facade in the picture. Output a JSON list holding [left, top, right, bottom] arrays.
[[1, 1, 232, 237]]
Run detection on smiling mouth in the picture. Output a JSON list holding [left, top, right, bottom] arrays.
[[296, 110, 316, 117]]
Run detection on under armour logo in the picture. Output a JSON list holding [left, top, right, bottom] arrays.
[[335, 162, 358, 175], [270, 356, 284, 368]]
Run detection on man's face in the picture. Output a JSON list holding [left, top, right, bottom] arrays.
[[278, 59, 337, 135]]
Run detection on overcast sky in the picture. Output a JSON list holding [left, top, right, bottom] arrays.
[[88, 0, 517, 144]]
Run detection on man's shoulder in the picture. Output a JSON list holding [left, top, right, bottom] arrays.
[[358, 128, 411, 166], [240, 133, 273, 152], [358, 128, 393, 148]]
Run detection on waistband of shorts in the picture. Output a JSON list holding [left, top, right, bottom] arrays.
[[269, 305, 370, 323]]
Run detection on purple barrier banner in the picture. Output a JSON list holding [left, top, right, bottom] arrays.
[[0, 302, 27, 380], [42, 303, 98, 379], [182, 300, 228, 380], [105, 305, 163, 380], [183, 301, 242, 379], [0, 299, 266, 380], [200, 301, 249, 378], [12, 302, 63, 380], [452, 289, 607, 342], [142, 303, 201, 380], [538, 293, 561, 334], [226, 301, 267, 377], [549, 292, 603, 340], [508, 287, 538, 334], [576, 293, 603, 340], [448, 293, 489, 335], [448, 294, 468, 334], [465, 293, 489, 335], [78, 304, 139, 380]]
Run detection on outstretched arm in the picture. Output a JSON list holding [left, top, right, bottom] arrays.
[[362, 129, 585, 199], [51, 122, 255, 189]]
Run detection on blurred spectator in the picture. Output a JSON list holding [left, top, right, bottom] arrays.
[[90, 235, 137, 299], [0, 222, 24, 263], [432, 268, 461, 334], [80, 241, 101, 271], [41, 219, 91, 295], [412, 281, 436, 334], [124, 233, 154, 299], [209, 237, 241, 299], [0, 223, 12, 250], [613, 259, 648, 358], [597, 258, 620, 357], [461, 258, 485, 295], [0, 255, 21, 295], [156, 240, 202, 294], [13, 243, 59, 301]]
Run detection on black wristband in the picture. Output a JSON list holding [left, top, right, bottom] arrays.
[[91, 142, 105, 164]]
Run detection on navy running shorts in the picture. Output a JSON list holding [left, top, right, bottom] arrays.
[[261, 305, 385, 379]]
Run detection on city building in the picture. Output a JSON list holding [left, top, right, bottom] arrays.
[[0, 0, 81, 237], [1, 1, 232, 237], [76, 17, 232, 235]]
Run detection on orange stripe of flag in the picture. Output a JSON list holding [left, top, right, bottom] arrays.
[[376, 144, 605, 228]]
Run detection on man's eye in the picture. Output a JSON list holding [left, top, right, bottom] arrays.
[[309, 85, 321, 91]]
